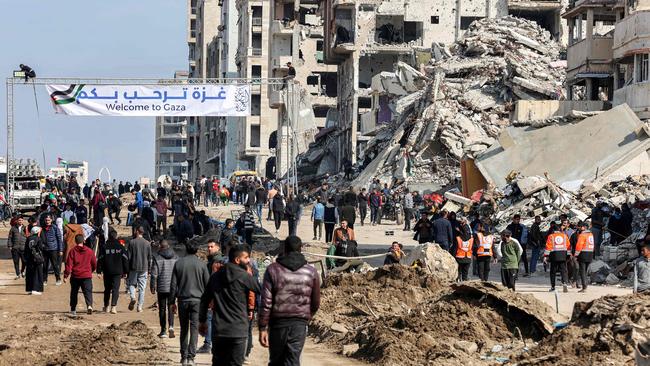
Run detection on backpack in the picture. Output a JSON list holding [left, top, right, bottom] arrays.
[[29, 238, 44, 264]]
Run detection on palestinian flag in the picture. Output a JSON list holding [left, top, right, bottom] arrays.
[[49, 84, 85, 105]]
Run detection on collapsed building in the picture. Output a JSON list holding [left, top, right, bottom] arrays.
[[319, 16, 569, 191]]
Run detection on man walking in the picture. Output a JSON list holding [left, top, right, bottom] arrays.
[[506, 215, 529, 276], [170, 242, 209, 366], [259, 236, 320, 366], [128, 226, 152, 312], [8, 217, 28, 279], [528, 216, 545, 275], [97, 228, 129, 314], [499, 230, 522, 290], [432, 210, 454, 251], [199, 245, 260, 366], [41, 215, 63, 286], [150, 240, 178, 338], [64, 234, 97, 315]]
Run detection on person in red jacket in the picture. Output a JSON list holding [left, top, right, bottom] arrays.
[[64, 234, 97, 316]]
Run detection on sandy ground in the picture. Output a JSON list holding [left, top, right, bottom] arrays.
[[0, 201, 634, 364]]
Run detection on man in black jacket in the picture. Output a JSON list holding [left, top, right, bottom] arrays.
[[97, 229, 129, 314], [170, 241, 210, 365], [254, 184, 267, 226], [199, 245, 260, 366], [284, 195, 301, 237], [431, 210, 454, 251], [107, 192, 122, 225]]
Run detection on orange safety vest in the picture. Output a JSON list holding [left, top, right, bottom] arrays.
[[575, 231, 595, 255], [455, 237, 473, 259], [544, 232, 569, 255], [476, 233, 493, 257]]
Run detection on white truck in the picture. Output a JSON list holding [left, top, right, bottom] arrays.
[[8, 159, 45, 213]]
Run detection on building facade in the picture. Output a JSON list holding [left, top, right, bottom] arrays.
[[155, 72, 189, 181], [187, 0, 220, 180], [235, 0, 278, 177], [322, 0, 509, 168], [268, 0, 338, 178], [612, 0, 650, 119], [563, 0, 617, 101]]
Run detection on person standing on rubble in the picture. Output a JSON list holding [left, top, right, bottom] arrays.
[[452, 219, 473, 282], [500, 230, 522, 290], [506, 215, 529, 277], [259, 236, 321, 365], [543, 223, 570, 293], [473, 222, 495, 281], [590, 201, 609, 257], [572, 221, 594, 293]]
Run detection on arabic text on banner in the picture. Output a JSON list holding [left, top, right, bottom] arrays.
[[45, 84, 251, 117]]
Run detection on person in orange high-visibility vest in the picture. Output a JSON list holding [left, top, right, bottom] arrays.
[[453, 218, 473, 282], [473, 222, 496, 281], [572, 221, 595, 293], [543, 222, 570, 293]]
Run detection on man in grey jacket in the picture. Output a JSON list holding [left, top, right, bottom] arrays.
[[128, 226, 152, 312], [8, 217, 28, 279], [170, 241, 210, 366], [150, 240, 178, 338]]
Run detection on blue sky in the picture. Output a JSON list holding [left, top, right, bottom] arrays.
[[0, 0, 187, 181]]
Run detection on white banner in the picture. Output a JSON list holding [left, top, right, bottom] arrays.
[[46, 84, 251, 116]]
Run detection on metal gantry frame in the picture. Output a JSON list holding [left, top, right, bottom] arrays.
[[5, 76, 296, 202]]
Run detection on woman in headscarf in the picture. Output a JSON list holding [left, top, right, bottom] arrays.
[[24, 226, 45, 295]]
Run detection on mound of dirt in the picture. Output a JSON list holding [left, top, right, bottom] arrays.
[[312, 266, 555, 366], [0, 315, 168, 366], [517, 293, 650, 366]]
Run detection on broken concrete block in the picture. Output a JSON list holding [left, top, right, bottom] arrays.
[[606, 273, 621, 285], [342, 343, 359, 356], [516, 176, 548, 197], [454, 340, 478, 354], [330, 322, 348, 334], [404, 244, 458, 282], [445, 191, 472, 205]]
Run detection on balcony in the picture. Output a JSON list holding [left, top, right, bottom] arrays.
[[613, 11, 650, 60], [271, 20, 293, 35], [160, 147, 188, 154], [614, 81, 650, 119], [507, 0, 562, 10], [272, 55, 293, 69], [566, 37, 614, 80], [250, 48, 263, 57], [332, 0, 355, 7]]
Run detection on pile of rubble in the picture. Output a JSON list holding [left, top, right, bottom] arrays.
[[516, 293, 650, 366], [311, 265, 556, 366], [348, 16, 565, 190]]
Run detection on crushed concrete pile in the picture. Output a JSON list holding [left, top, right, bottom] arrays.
[[348, 16, 565, 190], [0, 317, 168, 366], [404, 243, 458, 281], [516, 293, 650, 366], [311, 266, 556, 366]]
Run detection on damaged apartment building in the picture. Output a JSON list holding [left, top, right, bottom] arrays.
[[319, 0, 569, 174], [563, 0, 650, 120], [268, 0, 339, 178]]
